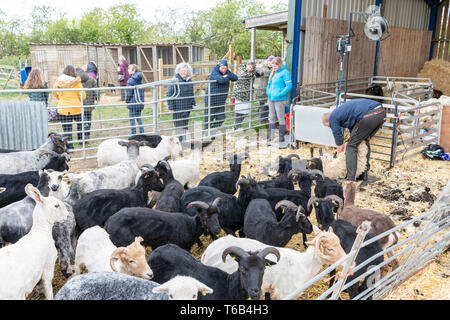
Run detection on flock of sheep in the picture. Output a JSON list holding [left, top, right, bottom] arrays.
[[0, 131, 403, 300]]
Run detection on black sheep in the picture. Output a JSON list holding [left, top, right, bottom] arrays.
[[310, 170, 344, 200], [180, 176, 269, 236], [73, 166, 164, 232], [128, 134, 162, 148], [105, 198, 222, 251], [198, 153, 249, 194], [148, 244, 280, 300], [154, 159, 184, 212], [243, 199, 313, 247]]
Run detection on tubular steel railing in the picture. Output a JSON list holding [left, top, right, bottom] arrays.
[[0, 76, 270, 160]]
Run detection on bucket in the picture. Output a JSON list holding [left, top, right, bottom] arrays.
[[285, 113, 291, 131]]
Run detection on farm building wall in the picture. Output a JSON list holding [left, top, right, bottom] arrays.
[[29, 43, 208, 88], [301, 16, 432, 84]]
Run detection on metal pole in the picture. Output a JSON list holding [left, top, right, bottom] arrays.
[[153, 85, 159, 134], [80, 90, 86, 159], [207, 82, 211, 138], [249, 78, 253, 129], [329, 220, 372, 300], [290, 0, 302, 102], [343, 12, 353, 103], [389, 102, 399, 168], [250, 28, 256, 61]]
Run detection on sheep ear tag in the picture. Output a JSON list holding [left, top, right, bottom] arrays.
[[201, 290, 207, 296]]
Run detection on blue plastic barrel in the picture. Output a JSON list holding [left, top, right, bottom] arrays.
[[20, 66, 32, 85]]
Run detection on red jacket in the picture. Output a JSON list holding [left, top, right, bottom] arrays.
[[118, 61, 130, 86]]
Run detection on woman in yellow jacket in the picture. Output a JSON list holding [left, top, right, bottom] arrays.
[[53, 65, 86, 150]]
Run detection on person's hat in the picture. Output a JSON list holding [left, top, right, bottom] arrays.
[[218, 59, 228, 67], [267, 56, 275, 62]]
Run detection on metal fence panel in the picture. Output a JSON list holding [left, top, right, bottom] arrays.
[[0, 101, 48, 150]]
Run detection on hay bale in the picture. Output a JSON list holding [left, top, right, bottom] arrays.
[[417, 59, 450, 96]]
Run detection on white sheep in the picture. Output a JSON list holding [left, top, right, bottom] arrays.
[[66, 140, 145, 204], [97, 136, 183, 168], [0, 184, 69, 300], [74, 226, 152, 280], [321, 142, 368, 180], [201, 226, 347, 300], [152, 275, 214, 300], [45, 169, 69, 199]]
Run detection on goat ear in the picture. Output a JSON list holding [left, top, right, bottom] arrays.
[[264, 258, 277, 267], [38, 169, 44, 176], [134, 236, 144, 244], [327, 226, 334, 234], [25, 184, 43, 204], [118, 140, 128, 147], [0, 187, 6, 193]]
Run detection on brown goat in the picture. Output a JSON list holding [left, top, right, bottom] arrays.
[[110, 236, 153, 279], [340, 181, 399, 269]]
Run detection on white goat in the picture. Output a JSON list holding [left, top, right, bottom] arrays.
[[46, 169, 69, 200], [0, 184, 69, 300], [97, 136, 183, 168], [201, 226, 347, 300], [74, 226, 153, 280], [66, 140, 145, 204], [152, 275, 214, 300]]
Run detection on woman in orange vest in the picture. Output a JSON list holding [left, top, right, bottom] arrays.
[[53, 65, 86, 150]]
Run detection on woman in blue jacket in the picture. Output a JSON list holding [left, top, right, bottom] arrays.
[[266, 57, 292, 142], [126, 64, 145, 135], [204, 59, 238, 135], [167, 63, 196, 142]]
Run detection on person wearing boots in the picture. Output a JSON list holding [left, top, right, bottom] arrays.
[[76, 66, 98, 144], [266, 57, 292, 144], [321, 95, 386, 182], [167, 62, 196, 143]]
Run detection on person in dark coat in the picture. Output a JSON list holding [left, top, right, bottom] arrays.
[[322, 96, 386, 182], [118, 56, 130, 101], [204, 59, 238, 135], [166, 63, 196, 143], [76, 67, 99, 143], [126, 64, 145, 135], [86, 61, 98, 86]]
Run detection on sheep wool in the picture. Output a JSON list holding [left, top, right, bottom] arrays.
[[322, 142, 368, 180]]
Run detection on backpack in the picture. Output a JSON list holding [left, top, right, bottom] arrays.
[[421, 144, 447, 160]]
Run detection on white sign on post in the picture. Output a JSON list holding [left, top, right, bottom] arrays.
[[293, 105, 337, 147]]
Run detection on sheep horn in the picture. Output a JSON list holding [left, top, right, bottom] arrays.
[[296, 205, 307, 222], [235, 177, 249, 191], [39, 150, 57, 158], [257, 247, 280, 262], [288, 168, 303, 178], [285, 154, 300, 160], [211, 197, 222, 208], [222, 246, 249, 263], [186, 201, 210, 210], [110, 247, 127, 272], [275, 200, 297, 211], [307, 169, 325, 180], [324, 195, 344, 217], [159, 159, 171, 171], [307, 196, 319, 214]]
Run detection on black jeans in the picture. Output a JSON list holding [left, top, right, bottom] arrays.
[[346, 108, 386, 181], [59, 114, 83, 148], [258, 100, 269, 124], [204, 106, 226, 131], [173, 110, 191, 142]]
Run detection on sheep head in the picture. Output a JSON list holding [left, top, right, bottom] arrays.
[[45, 169, 67, 193], [186, 198, 222, 236], [221, 246, 280, 300], [139, 166, 164, 192], [110, 236, 153, 280], [152, 275, 214, 300], [308, 196, 343, 231], [306, 225, 347, 266]]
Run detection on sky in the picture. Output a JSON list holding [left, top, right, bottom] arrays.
[[4, 0, 288, 21]]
